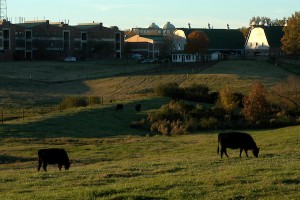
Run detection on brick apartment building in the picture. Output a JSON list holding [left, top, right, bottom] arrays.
[[0, 19, 123, 61]]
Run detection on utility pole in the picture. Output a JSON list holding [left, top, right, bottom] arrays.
[[0, 0, 7, 20]]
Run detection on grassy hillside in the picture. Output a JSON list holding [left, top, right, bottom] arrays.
[[0, 60, 299, 199], [0, 126, 299, 199], [0, 60, 293, 121]]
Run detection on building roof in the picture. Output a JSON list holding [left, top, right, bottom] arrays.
[[262, 26, 284, 47], [125, 34, 165, 43], [177, 28, 246, 50], [149, 22, 159, 29], [163, 22, 175, 30]]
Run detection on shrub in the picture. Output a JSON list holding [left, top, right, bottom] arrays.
[[88, 96, 101, 106], [184, 84, 210, 102], [219, 84, 240, 114], [59, 96, 102, 110], [242, 82, 270, 124], [59, 96, 88, 109], [155, 82, 182, 99], [199, 117, 219, 130]]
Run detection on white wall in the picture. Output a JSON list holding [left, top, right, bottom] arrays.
[[245, 27, 269, 51], [173, 30, 187, 51]]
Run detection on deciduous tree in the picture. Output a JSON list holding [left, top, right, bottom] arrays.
[[219, 84, 239, 114], [242, 82, 270, 124], [185, 31, 209, 61], [281, 11, 300, 57]]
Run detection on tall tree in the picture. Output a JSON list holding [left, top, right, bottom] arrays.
[[281, 12, 300, 57], [185, 31, 209, 61]]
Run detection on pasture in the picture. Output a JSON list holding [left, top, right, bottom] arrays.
[[0, 127, 299, 199], [0, 59, 299, 199]]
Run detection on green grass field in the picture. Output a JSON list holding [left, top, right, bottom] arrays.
[[0, 127, 299, 199], [0, 60, 299, 199]]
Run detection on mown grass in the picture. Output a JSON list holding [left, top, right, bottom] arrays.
[[0, 126, 299, 199]]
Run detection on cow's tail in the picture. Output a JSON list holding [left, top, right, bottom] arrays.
[[217, 134, 220, 154]]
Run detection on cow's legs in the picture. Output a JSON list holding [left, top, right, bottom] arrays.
[[224, 149, 229, 157], [58, 163, 62, 170], [42, 163, 47, 171], [245, 150, 249, 157], [221, 147, 229, 158], [239, 148, 243, 157], [37, 160, 42, 172]]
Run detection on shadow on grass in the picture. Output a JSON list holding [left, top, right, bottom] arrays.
[[0, 155, 36, 164], [0, 98, 168, 138]]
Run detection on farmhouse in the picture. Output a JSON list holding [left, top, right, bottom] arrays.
[[245, 24, 285, 57], [172, 28, 246, 62], [0, 19, 124, 61]]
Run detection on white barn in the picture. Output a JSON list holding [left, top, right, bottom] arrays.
[[245, 26, 285, 57]]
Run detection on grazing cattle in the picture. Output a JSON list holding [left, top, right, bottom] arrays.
[[115, 104, 123, 111], [135, 104, 142, 112], [217, 132, 260, 158], [38, 148, 71, 172]]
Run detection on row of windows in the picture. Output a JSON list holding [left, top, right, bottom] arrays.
[[12, 31, 111, 41], [248, 42, 266, 47], [172, 54, 195, 60]]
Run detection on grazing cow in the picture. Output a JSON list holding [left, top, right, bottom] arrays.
[[217, 132, 260, 158], [115, 104, 123, 111], [38, 148, 71, 172], [135, 104, 142, 112]]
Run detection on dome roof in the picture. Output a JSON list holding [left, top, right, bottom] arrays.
[[163, 22, 175, 30], [149, 22, 159, 29], [259, 20, 264, 26]]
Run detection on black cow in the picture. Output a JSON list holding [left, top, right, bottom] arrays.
[[38, 148, 71, 171], [115, 104, 123, 111], [217, 132, 260, 158], [135, 104, 141, 112]]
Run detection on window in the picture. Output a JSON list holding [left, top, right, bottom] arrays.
[[64, 31, 70, 41], [3, 29, 9, 39], [115, 33, 120, 42], [3, 40, 9, 50], [26, 30, 32, 39], [81, 32, 87, 41]]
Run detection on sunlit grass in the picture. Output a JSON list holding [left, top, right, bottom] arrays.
[[0, 127, 299, 199]]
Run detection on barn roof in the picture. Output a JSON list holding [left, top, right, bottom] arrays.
[[262, 26, 284, 47], [176, 28, 246, 50]]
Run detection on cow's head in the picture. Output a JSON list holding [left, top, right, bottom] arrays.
[[65, 161, 72, 170], [252, 147, 260, 157]]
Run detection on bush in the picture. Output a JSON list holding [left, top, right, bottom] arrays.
[[88, 96, 101, 106], [59, 96, 88, 109], [59, 96, 102, 110], [155, 82, 182, 99], [184, 84, 210, 102], [199, 117, 219, 130]]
